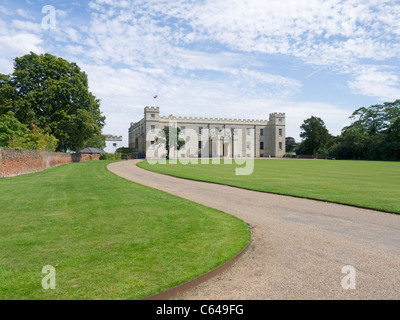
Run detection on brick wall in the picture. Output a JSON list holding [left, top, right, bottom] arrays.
[[0, 149, 100, 178]]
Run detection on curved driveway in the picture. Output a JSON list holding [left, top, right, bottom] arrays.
[[108, 160, 400, 299]]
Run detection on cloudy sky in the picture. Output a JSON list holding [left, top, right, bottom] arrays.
[[1, 0, 400, 146]]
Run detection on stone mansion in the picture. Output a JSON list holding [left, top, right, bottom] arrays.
[[129, 107, 286, 159]]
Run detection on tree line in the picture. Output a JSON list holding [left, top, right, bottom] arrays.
[[290, 100, 400, 161], [0, 52, 105, 152]]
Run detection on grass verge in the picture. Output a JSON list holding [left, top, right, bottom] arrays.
[[138, 159, 400, 214], [0, 161, 250, 300]]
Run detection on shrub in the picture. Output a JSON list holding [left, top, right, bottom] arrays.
[[100, 153, 121, 160]]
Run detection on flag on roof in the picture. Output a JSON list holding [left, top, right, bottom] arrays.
[[153, 95, 158, 99]]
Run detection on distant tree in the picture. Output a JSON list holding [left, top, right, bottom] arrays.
[[84, 133, 106, 150], [386, 117, 400, 161], [285, 137, 297, 153], [349, 100, 400, 134], [155, 126, 185, 160], [336, 125, 369, 160], [334, 100, 400, 160], [117, 147, 136, 153], [6, 52, 105, 152], [299, 116, 331, 157]]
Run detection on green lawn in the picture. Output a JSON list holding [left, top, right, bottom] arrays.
[[0, 161, 250, 300], [138, 159, 400, 214]]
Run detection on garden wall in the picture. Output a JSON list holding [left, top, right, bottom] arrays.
[[0, 149, 99, 178]]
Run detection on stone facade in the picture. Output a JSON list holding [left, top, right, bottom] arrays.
[[129, 107, 286, 158]]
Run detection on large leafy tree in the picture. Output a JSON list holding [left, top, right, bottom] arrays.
[[299, 116, 331, 157], [333, 100, 400, 160], [349, 101, 400, 135], [0, 74, 14, 115], [6, 52, 105, 151]]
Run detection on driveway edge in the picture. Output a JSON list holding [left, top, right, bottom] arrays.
[[142, 240, 252, 300]]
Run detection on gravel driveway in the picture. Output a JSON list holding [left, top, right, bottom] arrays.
[[108, 160, 400, 299]]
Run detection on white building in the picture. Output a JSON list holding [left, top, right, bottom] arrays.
[[104, 135, 123, 154], [129, 107, 286, 159]]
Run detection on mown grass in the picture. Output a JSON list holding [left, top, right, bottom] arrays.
[[138, 159, 400, 214], [0, 161, 250, 300]]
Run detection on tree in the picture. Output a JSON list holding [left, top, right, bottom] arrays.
[[299, 116, 331, 157], [84, 133, 106, 150], [0, 111, 58, 151], [155, 126, 185, 160], [285, 137, 297, 153], [6, 52, 105, 152], [8, 125, 58, 152], [337, 125, 369, 160], [335, 100, 400, 160], [350, 101, 400, 135], [386, 117, 400, 160], [0, 74, 14, 116], [0, 111, 28, 147]]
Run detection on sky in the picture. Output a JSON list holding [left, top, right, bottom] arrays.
[[1, 0, 400, 146]]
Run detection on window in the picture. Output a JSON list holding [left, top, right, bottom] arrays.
[[279, 142, 283, 150], [151, 114, 155, 118], [181, 126, 185, 134], [260, 154, 264, 157], [150, 141, 155, 149], [279, 128, 282, 136], [199, 127, 203, 134], [198, 141, 202, 149], [260, 142, 264, 150], [246, 128, 251, 136], [113, 143, 117, 147], [260, 129, 264, 136], [246, 141, 251, 149], [151, 125, 155, 133]]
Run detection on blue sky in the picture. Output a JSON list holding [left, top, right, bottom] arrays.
[[1, 0, 400, 146]]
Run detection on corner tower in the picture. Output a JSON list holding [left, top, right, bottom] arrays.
[[266, 113, 286, 157]]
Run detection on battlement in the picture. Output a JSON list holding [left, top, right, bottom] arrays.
[[145, 106, 160, 112], [159, 115, 269, 125], [269, 112, 285, 118], [104, 135, 122, 141]]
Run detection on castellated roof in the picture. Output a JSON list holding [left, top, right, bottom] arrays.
[[130, 107, 285, 127], [103, 135, 123, 141]]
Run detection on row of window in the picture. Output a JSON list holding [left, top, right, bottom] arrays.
[[150, 140, 283, 151], [149, 125, 282, 137]]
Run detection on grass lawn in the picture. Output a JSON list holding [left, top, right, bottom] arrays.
[[138, 159, 400, 214], [0, 161, 250, 300]]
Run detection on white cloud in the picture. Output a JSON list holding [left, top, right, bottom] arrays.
[[0, 5, 13, 16], [0, 57, 14, 75], [16, 8, 33, 20], [11, 20, 42, 33], [0, 33, 43, 56], [348, 66, 400, 101]]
